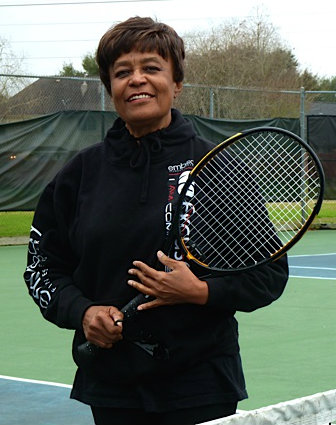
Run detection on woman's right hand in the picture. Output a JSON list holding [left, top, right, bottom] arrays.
[[82, 306, 124, 349]]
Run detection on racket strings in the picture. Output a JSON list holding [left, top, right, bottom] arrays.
[[223, 133, 320, 230], [179, 131, 322, 270], [189, 159, 281, 268], [180, 165, 272, 269], [187, 179, 266, 268], [248, 135, 321, 229], [195, 168, 274, 243], [252, 135, 320, 201]]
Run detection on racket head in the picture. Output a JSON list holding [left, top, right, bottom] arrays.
[[174, 126, 325, 274]]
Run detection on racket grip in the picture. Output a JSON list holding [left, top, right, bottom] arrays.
[[121, 293, 153, 319], [77, 340, 100, 360], [77, 294, 153, 360]]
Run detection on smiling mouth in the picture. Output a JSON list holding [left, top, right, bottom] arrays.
[[127, 93, 154, 102]]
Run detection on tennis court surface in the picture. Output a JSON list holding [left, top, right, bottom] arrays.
[[0, 230, 335, 424]]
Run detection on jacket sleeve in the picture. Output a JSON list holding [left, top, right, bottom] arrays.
[[23, 164, 93, 330], [205, 254, 288, 313]]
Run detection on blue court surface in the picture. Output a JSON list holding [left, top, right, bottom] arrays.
[[0, 375, 92, 425], [1, 250, 335, 424], [288, 253, 336, 280]]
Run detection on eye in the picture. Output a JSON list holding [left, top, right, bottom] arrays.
[[143, 65, 161, 73], [114, 69, 130, 79]]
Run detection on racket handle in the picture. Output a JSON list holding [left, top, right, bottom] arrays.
[[77, 340, 100, 360], [121, 293, 153, 318], [77, 294, 154, 360]]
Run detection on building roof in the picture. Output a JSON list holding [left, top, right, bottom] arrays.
[[1, 77, 114, 121], [308, 101, 336, 115]]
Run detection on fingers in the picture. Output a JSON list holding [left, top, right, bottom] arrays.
[[127, 252, 187, 307], [156, 250, 177, 268], [128, 252, 208, 308], [137, 298, 165, 311], [82, 305, 124, 348], [130, 259, 161, 277], [128, 251, 180, 283], [109, 307, 124, 328], [127, 260, 159, 295]]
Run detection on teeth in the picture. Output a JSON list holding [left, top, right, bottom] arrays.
[[129, 94, 151, 101]]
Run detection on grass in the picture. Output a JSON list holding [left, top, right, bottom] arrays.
[[0, 200, 335, 238], [316, 199, 336, 222], [0, 211, 34, 237]]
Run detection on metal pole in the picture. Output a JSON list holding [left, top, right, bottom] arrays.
[[101, 83, 105, 112], [100, 83, 106, 140], [299, 87, 307, 224], [209, 88, 214, 119], [300, 87, 305, 139]]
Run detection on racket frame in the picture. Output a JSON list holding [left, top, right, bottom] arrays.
[[173, 126, 325, 274]]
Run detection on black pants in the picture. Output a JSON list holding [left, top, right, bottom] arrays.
[[91, 402, 237, 425]]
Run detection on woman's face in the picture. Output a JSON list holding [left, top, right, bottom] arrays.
[[109, 50, 182, 137]]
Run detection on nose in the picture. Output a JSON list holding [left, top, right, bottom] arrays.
[[129, 69, 146, 86]]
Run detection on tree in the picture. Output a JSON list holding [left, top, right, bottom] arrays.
[[59, 52, 99, 77], [82, 52, 99, 76], [0, 37, 24, 76], [177, 14, 310, 118], [59, 63, 85, 77], [314, 75, 336, 102], [179, 10, 334, 118], [299, 69, 319, 91], [0, 38, 27, 122]]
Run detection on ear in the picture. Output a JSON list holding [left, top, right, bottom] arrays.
[[174, 81, 183, 99]]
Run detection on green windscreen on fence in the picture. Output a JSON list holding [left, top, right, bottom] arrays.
[[307, 115, 336, 199], [0, 110, 300, 211]]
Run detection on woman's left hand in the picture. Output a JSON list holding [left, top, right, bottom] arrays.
[[127, 250, 209, 310]]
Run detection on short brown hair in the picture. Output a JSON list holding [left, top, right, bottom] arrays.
[[96, 16, 185, 94]]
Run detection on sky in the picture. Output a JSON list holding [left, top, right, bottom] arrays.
[[1, 0, 336, 79]]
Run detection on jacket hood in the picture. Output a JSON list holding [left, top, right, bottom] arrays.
[[104, 109, 196, 202]]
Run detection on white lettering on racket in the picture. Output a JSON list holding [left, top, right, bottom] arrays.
[[176, 173, 195, 261], [165, 162, 195, 264]]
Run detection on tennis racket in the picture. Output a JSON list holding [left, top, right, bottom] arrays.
[[78, 126, 324, 360]]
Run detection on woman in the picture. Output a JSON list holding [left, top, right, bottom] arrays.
[[24, 17, 288, 425]]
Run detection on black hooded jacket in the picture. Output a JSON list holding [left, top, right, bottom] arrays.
[[24, 109, 288, 411]]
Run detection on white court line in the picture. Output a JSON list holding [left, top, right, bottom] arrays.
[[290, 275, 336, 280], [0, 374, 72, 388], [290, 266, 336, 271], [289, 253, 336, 258]]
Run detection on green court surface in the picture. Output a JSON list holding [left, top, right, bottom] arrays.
[[238, 230, 336, 410], [0, 245, 76, 385], [0, 230, 335, 415]]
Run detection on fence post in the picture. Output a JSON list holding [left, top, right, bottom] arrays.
[[299, 86, 308, 224], [101, 82, 105, 112], [209, 88, 214, 119], [300, 86, 305, 139]]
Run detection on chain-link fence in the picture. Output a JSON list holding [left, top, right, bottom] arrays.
[[0, 74, 113, 122], [0, 73, 319, 123]]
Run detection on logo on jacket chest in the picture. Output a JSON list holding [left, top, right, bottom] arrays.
[[167, 159, 194, 174]]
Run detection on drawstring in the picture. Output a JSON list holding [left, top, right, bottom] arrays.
[[139, 142, 150, 203], [129, 138, 162, 203]]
